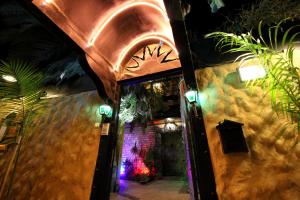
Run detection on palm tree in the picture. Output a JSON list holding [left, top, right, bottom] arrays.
[[0, 59, 44, 200]]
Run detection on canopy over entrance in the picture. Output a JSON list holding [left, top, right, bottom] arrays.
[[32, 0, 181, 99]]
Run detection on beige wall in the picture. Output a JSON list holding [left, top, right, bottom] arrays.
[[195, 63, 300, 200], [10, 91, 102, 200]]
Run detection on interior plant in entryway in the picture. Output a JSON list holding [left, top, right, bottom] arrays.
[[122, 143, 158, 183], [119, 85, 152, 132], [205, 19, 300, 133], [0, 59, 44, 199]]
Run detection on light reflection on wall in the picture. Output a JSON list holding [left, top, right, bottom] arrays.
[[198, 86, 218, 113], [87, 1, 170, 46], [197, 92, 206, 106]]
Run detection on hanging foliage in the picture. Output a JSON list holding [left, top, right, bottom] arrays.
[[119, 93, 137, 123], [119, 84, 153, 129]]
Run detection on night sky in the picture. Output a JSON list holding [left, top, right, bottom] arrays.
[[184, 0, 255, 35], [182, 0, 257, 66]]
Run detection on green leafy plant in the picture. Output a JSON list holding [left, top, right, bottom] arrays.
[[0, 59, 44, 199], [143, 148, 156, 177], [0, 60, 44, 120], [205, 19, 300, 132], [119, 85, 152, 132]]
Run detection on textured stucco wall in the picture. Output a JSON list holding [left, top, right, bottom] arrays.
[[195, 63, 300, 200], [9, 91, 102, 200]]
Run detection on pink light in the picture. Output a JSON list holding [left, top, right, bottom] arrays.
[[115, 33, 178, 72], [136, 166, 150, 175], [88, 1, 170, 46]]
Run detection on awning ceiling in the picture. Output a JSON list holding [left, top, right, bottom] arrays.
[[32, 0, 181, 99]]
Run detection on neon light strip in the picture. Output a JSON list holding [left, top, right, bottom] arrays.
[[115, 33, 178, 71], [42, 0, 53, 4], [88, 1, 169, 46]]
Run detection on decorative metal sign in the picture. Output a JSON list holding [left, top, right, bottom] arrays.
[[101, 123, 110, 135]]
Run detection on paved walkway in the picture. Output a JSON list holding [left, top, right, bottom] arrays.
[[110, 177, 190, 200]]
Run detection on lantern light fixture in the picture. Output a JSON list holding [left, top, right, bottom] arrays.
[[184, 89, 199, 117], [184, 89, 198, 103], [98, 104, 113, 118]]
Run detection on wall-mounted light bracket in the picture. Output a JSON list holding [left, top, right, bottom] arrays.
[[184, 89, 199, 117]]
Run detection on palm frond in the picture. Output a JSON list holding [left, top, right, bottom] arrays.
[[206, 19, 300, 132], [0, 59, 43, 121]]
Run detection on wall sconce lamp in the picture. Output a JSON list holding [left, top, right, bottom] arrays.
[[184, 89, 197, 103], [184, 89, 199, 117], [98, 104, 113, 118], [164, 123, 177, 132], [97, 104, 113, 136], [2, 75, 17, 82], [237, 65, 266, 82]]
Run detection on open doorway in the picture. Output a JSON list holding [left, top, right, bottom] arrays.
[[110, 75, 191, 200]]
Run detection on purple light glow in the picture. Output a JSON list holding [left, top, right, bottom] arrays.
[[120, 125, 156, 179], [120, 165, 125, 175]]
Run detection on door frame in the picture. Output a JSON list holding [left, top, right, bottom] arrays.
[[90, 0, 218, 199]]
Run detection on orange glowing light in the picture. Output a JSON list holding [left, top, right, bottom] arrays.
[[116, 33, 178, 71], [141, 167, 150, 175], [88, 1, 170, 46], [133, 159, 150, 175]]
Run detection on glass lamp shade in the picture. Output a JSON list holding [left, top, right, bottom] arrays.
[[185, 90, 197, 103], [98, 104, 113, 118]]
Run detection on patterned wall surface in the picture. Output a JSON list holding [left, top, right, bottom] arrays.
[[7, 91, 102, 200], [196, 64, 300, 200]]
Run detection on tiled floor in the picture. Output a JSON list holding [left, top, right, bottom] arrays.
[[110, 177, 190, 200]]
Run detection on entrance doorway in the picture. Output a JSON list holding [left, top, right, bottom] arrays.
[[110, 75, 191, 200], [161, 131, 185, 177]]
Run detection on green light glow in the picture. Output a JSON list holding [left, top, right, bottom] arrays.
[[98, 104, 113, 118], [185, 90, 197, 103], [197, 92, 206, 106]]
